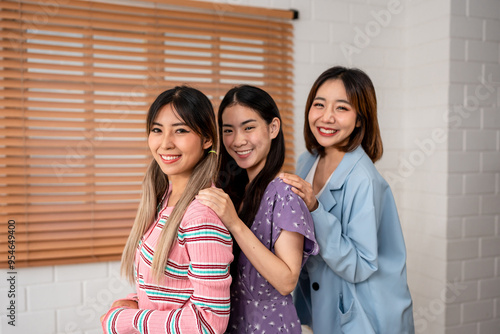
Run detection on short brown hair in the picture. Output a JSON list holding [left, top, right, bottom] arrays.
[[304, 66, 383, 162]]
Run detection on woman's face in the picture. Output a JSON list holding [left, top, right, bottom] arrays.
[[221, 104, 279, 182], [308, 79, 359, 152], [148, 103, 211, 182]]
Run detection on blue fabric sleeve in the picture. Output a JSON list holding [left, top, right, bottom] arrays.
[[311, 175, 378, 283]]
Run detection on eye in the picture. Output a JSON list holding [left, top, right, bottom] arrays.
[[223, 128, 233, 134], [313, 102, 324, 108], [175, 128, 190, 134], [244, 126, 255, 131], [151, 127, 161, 133], [337, 105, 349, 111]]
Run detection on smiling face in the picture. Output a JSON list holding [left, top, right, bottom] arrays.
[[308, 79, 360, 155], [148, 103, 211, 183], [221, 104, 279, 182]]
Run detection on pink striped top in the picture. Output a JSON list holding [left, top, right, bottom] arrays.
[[102, 198, 233, 334]]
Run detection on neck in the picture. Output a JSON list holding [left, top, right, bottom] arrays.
[[322, 146, 345, 167], [246, 168, 278, 189], [246, 169, 258, 184], [246, 165, 268, 185], [167, 175, 189, 207]]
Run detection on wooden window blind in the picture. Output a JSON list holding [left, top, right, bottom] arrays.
[[0, 0, 295, 268]]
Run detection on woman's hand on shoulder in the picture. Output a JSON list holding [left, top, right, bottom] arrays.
[[279, 173, 318, 212], [196, 188, 242, 233]]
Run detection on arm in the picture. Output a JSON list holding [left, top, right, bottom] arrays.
[[101, 213, 233, 334], [233, 224, 304, 296], [197, 187, 304, 296], [280, 173, 378, 283], [100, 295, 138, 323], [111, 293, 138, 307]]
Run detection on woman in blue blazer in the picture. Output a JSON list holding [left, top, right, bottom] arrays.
[[280, 66, 414, 333]]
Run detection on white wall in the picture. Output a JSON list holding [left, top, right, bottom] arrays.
[[444, 1, 500, 332], [399, 1, 451, 333], [1, 1, 498, 333], [1, 262, 134, 334]]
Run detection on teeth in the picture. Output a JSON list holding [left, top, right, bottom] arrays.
[[236, 149, 252, 155], [319, 128, 337, 134], [160, 155, 180, 161]]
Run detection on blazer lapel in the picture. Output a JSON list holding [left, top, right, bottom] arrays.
[[296, 152, 338, 212], [317, 185, 337, 213], [297, 147, 366, 213]]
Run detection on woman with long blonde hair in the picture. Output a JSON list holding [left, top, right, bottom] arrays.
[[101, 86, 233, 333]]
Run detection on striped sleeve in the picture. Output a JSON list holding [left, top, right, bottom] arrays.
[[178, 202, 234, 333], [101, 201, 233, 334]]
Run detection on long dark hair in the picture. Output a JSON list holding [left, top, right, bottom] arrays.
[[217, 85, 285, 274], [304, 66, 383, 162]]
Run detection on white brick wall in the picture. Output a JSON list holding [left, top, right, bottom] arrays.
[[0, 263, 134, 334], [444, 0, 500, 333], [1, 1, 498, 333]]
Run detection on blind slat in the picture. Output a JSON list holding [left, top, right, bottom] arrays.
[[2, 203, 141, 214], [0, 157, 149, 165], [0, 14, 293, 45], [4, 31, 293, 55], [0, 175, 145, 185]]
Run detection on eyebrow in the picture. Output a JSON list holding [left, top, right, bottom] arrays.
[[314, 97, 351, 105], [152, 121, 187, 127], [222, 119, 257, 127]]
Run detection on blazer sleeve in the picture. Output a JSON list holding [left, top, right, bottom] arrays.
[[101, 213, 233, 334], [311, 174, 378, 283]]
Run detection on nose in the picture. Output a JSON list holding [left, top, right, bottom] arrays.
[[233, 130, 247, 147], [160, 131, 175, 149], [321, 105, 336, 123]]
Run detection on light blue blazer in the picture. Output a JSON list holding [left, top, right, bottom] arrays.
[[293, 146, 414, 334]]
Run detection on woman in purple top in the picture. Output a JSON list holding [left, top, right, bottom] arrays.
[[197, 85, 319, 333]]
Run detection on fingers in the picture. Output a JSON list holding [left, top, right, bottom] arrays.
[[196, 188, 231, 215], [280, 173, 317, 211], [110, 300, 138, 309], [279, 172, 305, 185], [197, 187, 227, 200], [197, 188, 227, 206], [280, 173, 311, 193], [290, 186, 305, 198], [279, 172, 302, 183]]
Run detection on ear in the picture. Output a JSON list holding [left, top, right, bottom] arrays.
[[356, 117, 361, 128], [269, 117, 280, 140], [202, 138, 212, 150]]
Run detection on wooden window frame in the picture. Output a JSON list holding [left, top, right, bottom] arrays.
[[0, 0, 296, 268]]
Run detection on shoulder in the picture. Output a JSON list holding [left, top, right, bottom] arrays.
[[264, 177, 294, 197], [346, 151, 390, 193], [297, 151, 314, 164], [266, 177, 306, 207], [179, 199, 232, 244], [181, 199, 225, 228], [297, 151, 316, 171]]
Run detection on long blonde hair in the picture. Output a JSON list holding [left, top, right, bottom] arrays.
[[121, 86, 218, 283]]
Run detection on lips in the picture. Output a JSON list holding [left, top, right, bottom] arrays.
[[159, 154, 181, 164], [235, 149, 252, 158], [317, 127, 338, 136]]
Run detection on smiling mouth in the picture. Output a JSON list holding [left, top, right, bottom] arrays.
[[160, 154, 181, 163], [235, 149, 252, 157], [318, 127, 338, 135]]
